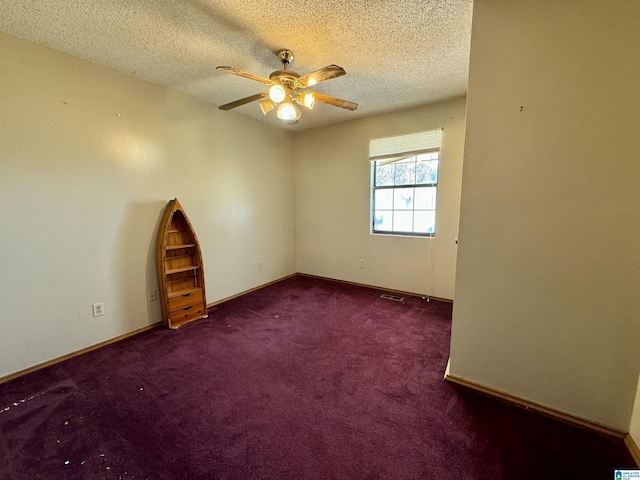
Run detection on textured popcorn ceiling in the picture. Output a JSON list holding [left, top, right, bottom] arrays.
[[1, 0, 473, 130]]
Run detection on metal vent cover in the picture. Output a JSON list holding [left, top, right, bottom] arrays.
[[380, 293, 403, 302]]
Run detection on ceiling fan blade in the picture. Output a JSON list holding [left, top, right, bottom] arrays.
[[216, 66, 272, 85], [313, 92, 358, 111], [218, 92, 267, 111], [297, 65, 346, 87]]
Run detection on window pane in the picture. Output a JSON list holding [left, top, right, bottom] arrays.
[[373, 211, 393, 231], [416, 159, 438, 184], [393, 188, 414, 210], [374, 189, 393, 210], [414, 210, 435, 234], [394, 211, 413, 232], [393, 160, 415, 185], [414, 187, 437, 210], [375, 163, 394, 186]]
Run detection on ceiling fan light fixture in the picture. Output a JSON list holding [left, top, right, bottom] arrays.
[[276, 101, 300, 121], [299, 91, 315, 110], [259, 99, 275, 115], [268, 84, 286, 103]]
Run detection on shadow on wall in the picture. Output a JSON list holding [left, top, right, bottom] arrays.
[[116, 201, 167, 330]]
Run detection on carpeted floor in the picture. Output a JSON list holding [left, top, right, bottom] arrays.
[[0, 275, 635, 479]]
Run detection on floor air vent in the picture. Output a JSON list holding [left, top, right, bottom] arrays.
[[380, 293, 403, 302]]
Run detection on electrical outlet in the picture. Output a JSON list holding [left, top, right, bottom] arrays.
[[147, 290, 157, 302], [92, 302, 104, 317], [258, 261, 263, 270], [359, 259, 365, 268]]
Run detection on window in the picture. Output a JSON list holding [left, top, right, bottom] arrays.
[[370, 129, 442, 237]]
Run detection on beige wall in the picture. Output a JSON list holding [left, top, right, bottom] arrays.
[[450, 0, 640, 430], [294, 97, 466, 299], [0, 33, 297, 378], [0, 32, 466, 380]]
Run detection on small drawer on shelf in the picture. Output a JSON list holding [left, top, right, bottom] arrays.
[[169, 304, 206, 325], [168, 289, 204, 312]]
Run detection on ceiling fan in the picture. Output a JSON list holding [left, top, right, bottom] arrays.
[[216, 50, 358, 124]]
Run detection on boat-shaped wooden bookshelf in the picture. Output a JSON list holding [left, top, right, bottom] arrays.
[[156, 198, 208, 329]]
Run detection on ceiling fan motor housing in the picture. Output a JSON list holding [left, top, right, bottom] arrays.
[[272, 50, 300, 89], [269, 70, 301, 89]]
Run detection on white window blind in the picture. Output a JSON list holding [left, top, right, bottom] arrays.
[[370, 129, 442, 161]]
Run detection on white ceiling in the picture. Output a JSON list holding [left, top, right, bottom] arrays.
[[1, 0, 473, 130]]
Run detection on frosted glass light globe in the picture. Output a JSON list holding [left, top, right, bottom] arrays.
[[276, 102, 298, 120], [269, 84, 286, 103]]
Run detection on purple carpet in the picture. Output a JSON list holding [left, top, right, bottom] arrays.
[[0, 275, 635, 479]]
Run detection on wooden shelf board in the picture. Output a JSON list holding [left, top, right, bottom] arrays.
[[167, 287, 202, 299], [166, 265, 199, 275], [169, 314, 207, 329], [166, 244, 195, 250]]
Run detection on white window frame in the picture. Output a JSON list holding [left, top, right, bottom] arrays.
[[369, 129, 442, 237]]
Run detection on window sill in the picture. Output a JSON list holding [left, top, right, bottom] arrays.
[[371, 232, 435, 239]]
